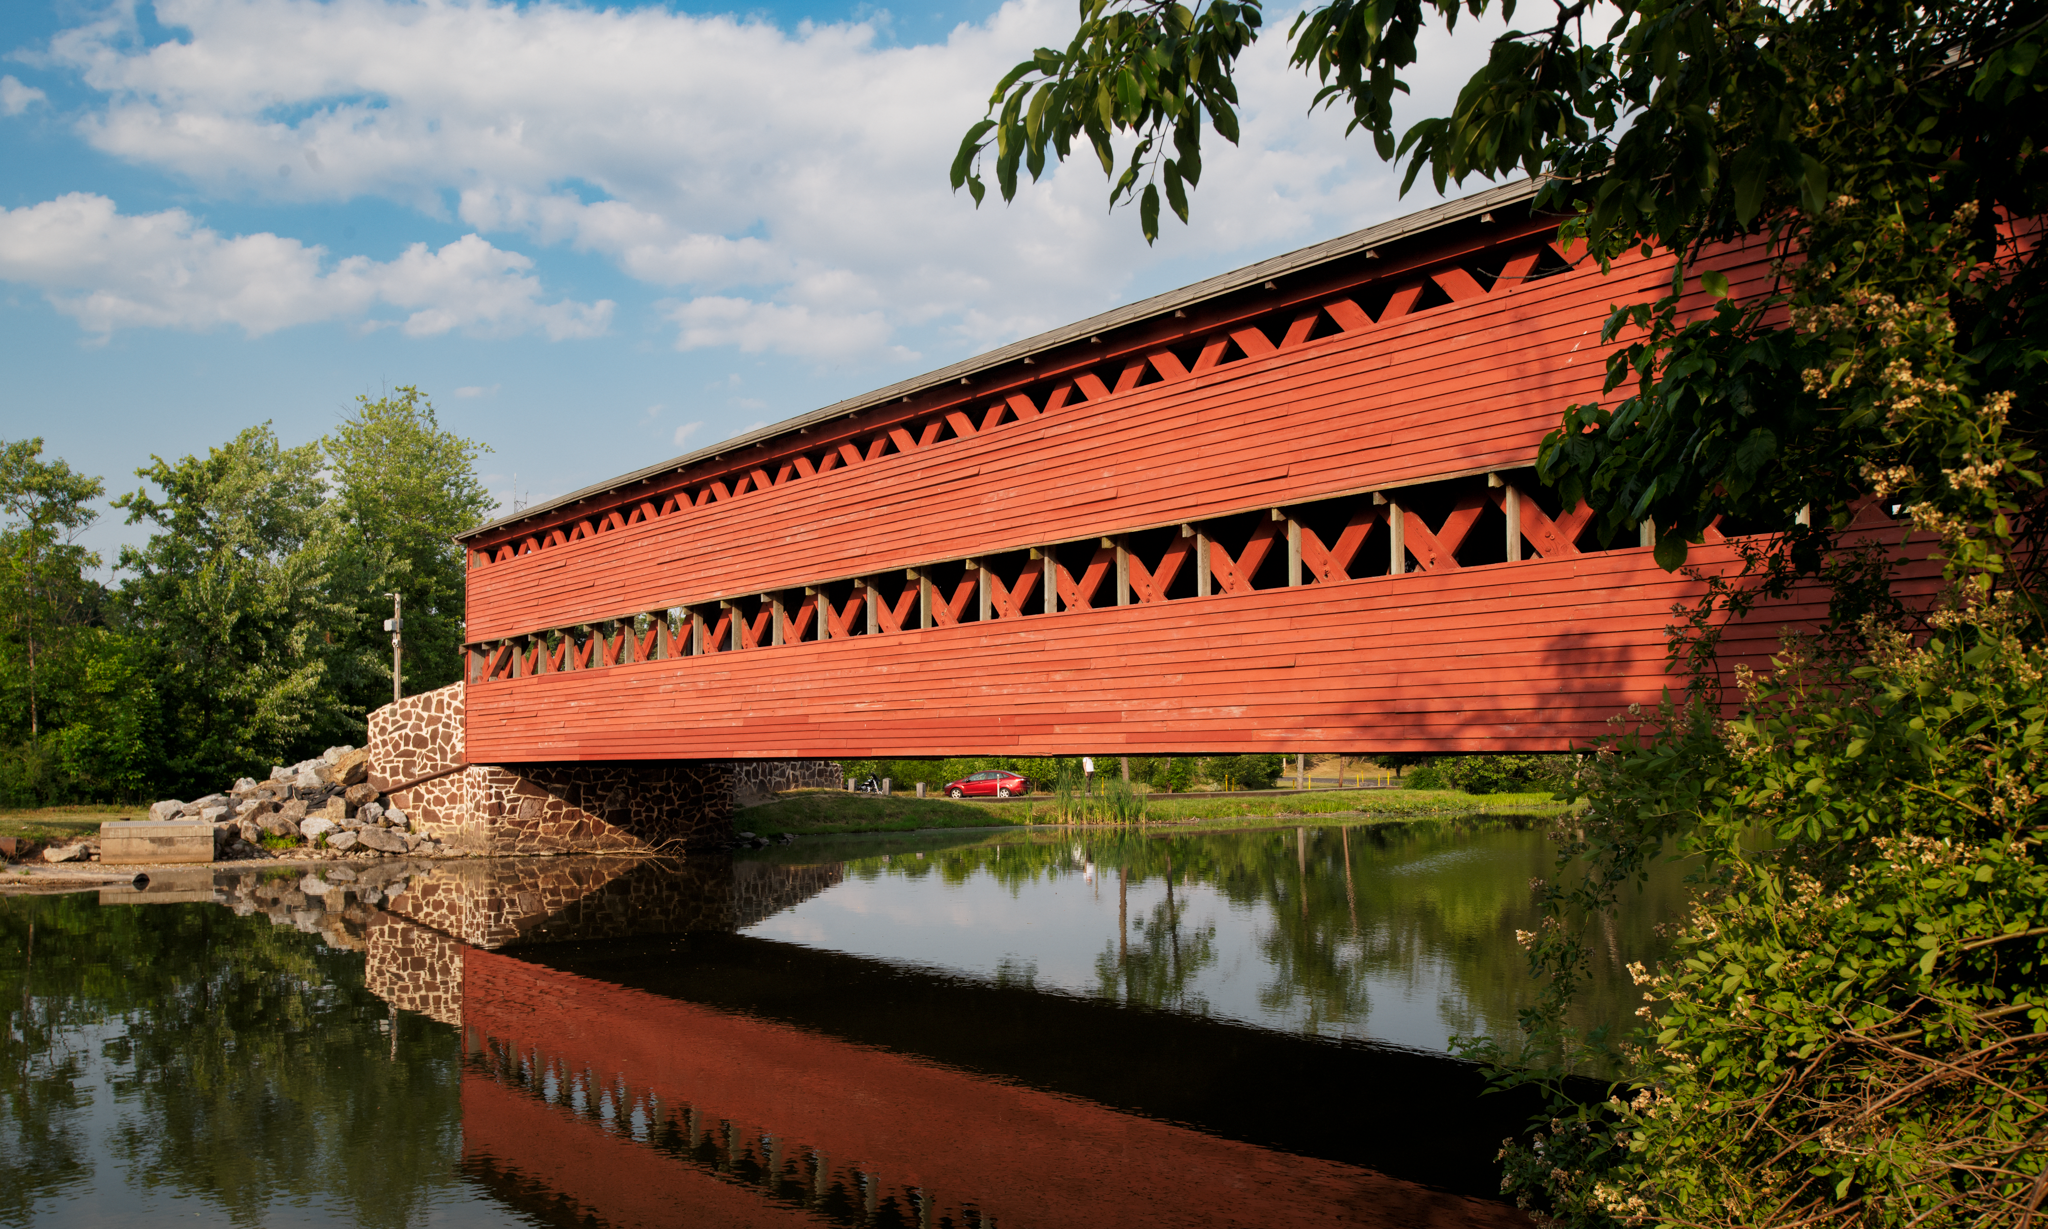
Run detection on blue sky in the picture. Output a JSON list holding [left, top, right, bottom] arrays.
[[0, 0, 1497, 570]]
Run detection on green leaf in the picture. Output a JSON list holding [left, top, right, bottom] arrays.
[[1699, 269, 1730, 298], [1140, 182, 1161, 243], [1653, 531, 1689, 571]]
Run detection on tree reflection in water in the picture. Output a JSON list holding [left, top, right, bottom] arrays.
[[0, 892, 466, 1228], [812, 815, 1685, 1061]]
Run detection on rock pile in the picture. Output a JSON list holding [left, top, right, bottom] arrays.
[[148, 745, 448, 861]]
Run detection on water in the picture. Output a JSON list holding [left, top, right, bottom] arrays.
[[0, 817, 1681, 1228]]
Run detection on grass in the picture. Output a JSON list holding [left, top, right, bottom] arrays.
[[0, 804, 142, 843], [738, 786, 1568, 838]]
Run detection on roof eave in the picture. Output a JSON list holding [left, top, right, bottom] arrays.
[[457, 177, 1543, 544]]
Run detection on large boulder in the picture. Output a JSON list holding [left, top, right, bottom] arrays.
[[181, 794, 227, 816], [42, 843, 89, 863], [355, 827, 408, 854], [196, 806, 229, 824], [327, 831, 361, 853], [321, 745, 355, 764], [299, 818, 338, 841], [231, 777, 259, 794], [320, 797, 348, 821], [260, 815, 301, 840], [356, 802, 384, 825], [277, 798, 309, 823], [293, 765, 323, 792], [343, 782, 379, 807], [383, 807, 411, 832], [324, 748, 372, 787], [148, 799, 186, 823]]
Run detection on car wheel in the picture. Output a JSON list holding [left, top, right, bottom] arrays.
[[948, 787, 964, 798], [998, 787, 1012, 798]]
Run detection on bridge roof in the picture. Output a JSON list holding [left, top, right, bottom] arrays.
[[458, 177, 1542, 543]]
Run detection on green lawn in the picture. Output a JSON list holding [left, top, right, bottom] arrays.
[[737, 786, 1567, 838], [0, 805, 142, 843]]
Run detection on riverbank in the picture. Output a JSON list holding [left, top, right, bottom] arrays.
[[736, 785, 1568, 838]]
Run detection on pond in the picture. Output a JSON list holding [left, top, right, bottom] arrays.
[[0, 817, 1682, 1229]]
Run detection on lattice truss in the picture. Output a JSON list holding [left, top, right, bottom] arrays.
[[462, 231, 1757, 684], [465, 467, 1743, 684], [466, 239, 1587, 574]]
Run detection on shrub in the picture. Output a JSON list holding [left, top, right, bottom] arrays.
[[1489, 597, 2048, 1226], [1403, 762, 1446, 789], [1200, 753, 1285, 790], [1435, 754, 1571, 795]]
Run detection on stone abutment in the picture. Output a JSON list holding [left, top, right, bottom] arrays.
[[369, 682, 842, 853]]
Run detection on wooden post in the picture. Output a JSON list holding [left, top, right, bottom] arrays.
[[1639, 516, 1656, 548], [722, 601, 741, 651], [1279, 508, 1301, 585], [770, 594, 786, 646], [1297, 752, 1306, 789], [1110, 537, 1129, 606], [1378, 493, 1406, 574], [865, 579, 881, 634], [1187, 524, 1210, 597], [810, 588, 829, 640], [914, 569, 932, 629], [1042, 550, 1057, 614], [1491, 473, 1522, 562], [970, 559, 991, 622], [690, 609, 705, 655]]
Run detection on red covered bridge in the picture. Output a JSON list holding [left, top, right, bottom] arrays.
[[454, 180, 1863, 764]]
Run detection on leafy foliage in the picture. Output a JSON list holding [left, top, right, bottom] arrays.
[[0, 395, 494, 803], [1436, 753, 1573, 795], [112, 424, 347, 793], [323, 387, 495, 712], [959, 0, 2045, 583], [1485, 597, 2048, 1226]]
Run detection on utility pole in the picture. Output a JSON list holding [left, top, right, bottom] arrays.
[[384, 592, 403, 703]]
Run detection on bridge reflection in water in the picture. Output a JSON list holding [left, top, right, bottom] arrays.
[[356, 849, 1552, 1228]]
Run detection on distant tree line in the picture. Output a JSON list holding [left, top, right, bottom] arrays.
[[0, 388, 493, 804], [838, 753, 1572, 794], [839, 754, 1290, 793]]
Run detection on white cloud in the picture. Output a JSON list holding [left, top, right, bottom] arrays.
[[0, 193, 611, 339], [38, 0, 1506, 356], [672, 420, 705, 447], [665, 296, 901, 360], [454, 384, 499, 397], [0, 76, 47, 116]]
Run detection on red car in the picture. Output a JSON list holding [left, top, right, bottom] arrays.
[[945, 770, 1030, 798]]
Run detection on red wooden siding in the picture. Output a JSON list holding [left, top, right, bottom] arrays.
[[463, 536, 1936, 762], [463, 231, 1769, 644], [459, 209, 1902, 760]]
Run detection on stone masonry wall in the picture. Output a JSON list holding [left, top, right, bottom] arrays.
[[368, 681, 845, 853], [730, 759, 848, 804], [369, 682, 465, 791]]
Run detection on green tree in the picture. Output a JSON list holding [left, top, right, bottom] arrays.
[[0, 438, 105, 739], [114, 425, 345, 792], [322, 387, 494, 711], [956, 0, 2043, 590]]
